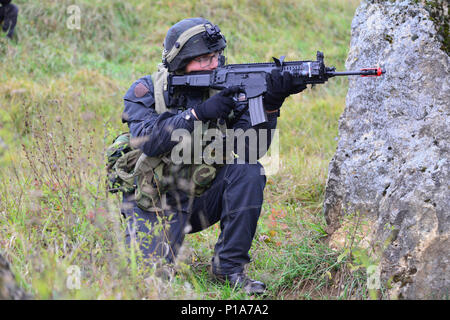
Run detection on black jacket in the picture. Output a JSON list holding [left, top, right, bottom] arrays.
[[122, 75, 279, 160]]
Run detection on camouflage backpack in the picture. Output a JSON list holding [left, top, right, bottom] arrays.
[[105, 129, 222, 211], [106, 132, 136, 194], [106, 132, 172, 210]]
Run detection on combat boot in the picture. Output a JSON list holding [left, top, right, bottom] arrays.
[[214, 272, 266, 295]]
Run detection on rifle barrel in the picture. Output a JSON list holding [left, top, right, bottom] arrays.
[[330, 71, 367, 76], [328, 68, 385, 77]]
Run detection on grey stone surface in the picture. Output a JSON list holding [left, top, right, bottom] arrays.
[[323, 0, 449, 299], [0, 252, 30, 300]]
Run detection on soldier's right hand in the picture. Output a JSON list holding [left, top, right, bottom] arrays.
[[193, 86, 241, 121]]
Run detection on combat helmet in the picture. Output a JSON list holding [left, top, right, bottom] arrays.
[[162, 17, 227, 72]]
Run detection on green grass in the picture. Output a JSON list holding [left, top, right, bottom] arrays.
[[0, 0, 378, 300]]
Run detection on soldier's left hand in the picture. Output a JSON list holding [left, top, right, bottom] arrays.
[[263, 69, 306, 111]]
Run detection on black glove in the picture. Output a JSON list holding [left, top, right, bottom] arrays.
[[263, 69, 307, 111], [193, 86, 241, 121]]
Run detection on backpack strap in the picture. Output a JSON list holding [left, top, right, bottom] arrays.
[[151, 63, 170, 114]]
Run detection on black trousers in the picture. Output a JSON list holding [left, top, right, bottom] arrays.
[[0, 3, 18, 39], [121, 162, 266, 275]]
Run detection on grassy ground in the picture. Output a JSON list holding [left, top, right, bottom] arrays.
[[0, 0, 375, 299]]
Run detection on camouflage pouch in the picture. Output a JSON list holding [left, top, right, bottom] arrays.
[[133, 154, 167, 211], [106, 133, 136, 193], [191, 163, 220, 196], [106, 133, 132, 169], [111, 149, 142, 193]]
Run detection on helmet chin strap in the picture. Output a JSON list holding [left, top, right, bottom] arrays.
[[218, 54, 226, 67]]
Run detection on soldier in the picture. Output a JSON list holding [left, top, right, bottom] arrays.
[[119, 17, 306, 295], [0, 0, 18, 39]]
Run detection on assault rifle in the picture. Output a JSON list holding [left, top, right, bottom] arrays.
[[168, 51, 385, 126]]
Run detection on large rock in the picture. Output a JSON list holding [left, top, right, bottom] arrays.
[[323, 0, 449, 299], [0, 253, 29, 300]]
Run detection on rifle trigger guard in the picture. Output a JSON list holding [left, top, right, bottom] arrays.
[[233, 92, 247, 102]]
